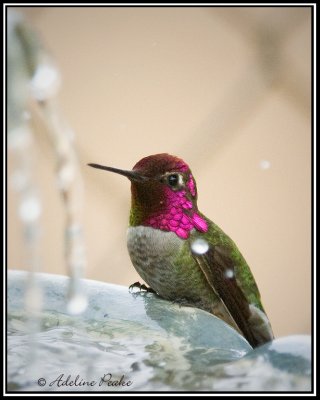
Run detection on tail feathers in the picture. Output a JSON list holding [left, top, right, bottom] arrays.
[[247, 304, 274, 347]]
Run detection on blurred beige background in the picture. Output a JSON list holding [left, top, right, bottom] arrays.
[[8, 7, 312, 338]]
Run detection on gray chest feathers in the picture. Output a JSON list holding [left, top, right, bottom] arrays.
[[126, 226, 210, 304], [127, 226, 185, 299]]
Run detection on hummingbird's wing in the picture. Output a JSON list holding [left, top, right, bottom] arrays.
[[192, 243, 273, 348]]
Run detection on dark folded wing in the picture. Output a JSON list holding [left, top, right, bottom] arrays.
[[192, 244, 266, 347]]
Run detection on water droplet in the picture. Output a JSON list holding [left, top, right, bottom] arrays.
[[259, 160, 271, 170], [30, 63, 60, 101], [66, 224, 83, 245], [225, 269, 234, 279], [67, 293, 88, 315], [57, 163, 75, 190], [19, 196, 42, 222], [8, 126, 32, 150], [191, 238, 209, 255]]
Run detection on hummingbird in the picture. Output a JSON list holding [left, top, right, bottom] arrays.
[[88, 154, 274, 348]]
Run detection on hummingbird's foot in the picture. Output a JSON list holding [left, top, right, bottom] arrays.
[[129, 281, 156, 294]]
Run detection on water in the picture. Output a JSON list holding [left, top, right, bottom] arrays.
[[7, 271, 249, 392], [191, 238, 209, 255], [7, 313, 312, 392], [7, 314, 156, 391], [7, 9, 87, 316], [259, 160, 271, 170], [7, 271, 311, 392]]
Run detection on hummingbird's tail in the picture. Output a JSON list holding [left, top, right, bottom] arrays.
[[246, 305, 274, 347]]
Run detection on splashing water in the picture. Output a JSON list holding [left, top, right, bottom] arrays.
[[67, 293, 88, 315]]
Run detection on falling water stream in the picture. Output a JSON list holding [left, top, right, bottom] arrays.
[[7, 10, 87, 317]]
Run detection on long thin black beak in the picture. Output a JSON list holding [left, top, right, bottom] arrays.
[[88, 163, 149, 182]]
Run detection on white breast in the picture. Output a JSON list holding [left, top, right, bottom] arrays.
[[126, 226, 218, 312], [127, 226, 182, 255], [126, 226, 184, 296]]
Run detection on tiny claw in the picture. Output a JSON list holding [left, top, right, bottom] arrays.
[[129, 281, 141, 292], [129, 281, 156, 293], [140, 284, 156, 294]]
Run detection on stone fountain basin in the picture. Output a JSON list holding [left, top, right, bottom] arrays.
[[7, 270, 311, 392]]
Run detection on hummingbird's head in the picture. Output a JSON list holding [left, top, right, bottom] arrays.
[[88, 153, 208, 239]]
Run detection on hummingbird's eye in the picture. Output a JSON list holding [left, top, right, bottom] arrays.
[[167, 173, 180, 187]]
